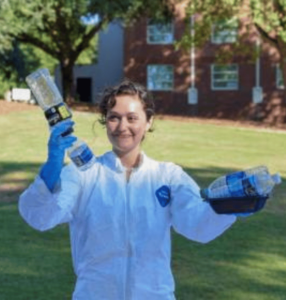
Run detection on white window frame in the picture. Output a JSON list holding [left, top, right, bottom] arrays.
[[147, 20, 174, 44], [211, 64, 239, 90], [276, 65, 284, 89], [211, 19, 238, 44], [147, 65, 174, 91]]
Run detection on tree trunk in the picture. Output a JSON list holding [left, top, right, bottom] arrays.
[[279, 55, 286, 123], [60, 60, 75, 104], [274, 36, 286, 123], [281, 58, 286, 103]]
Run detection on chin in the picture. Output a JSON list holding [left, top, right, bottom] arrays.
[[113, 145, 138, 155], [113, 144, 130, 151]]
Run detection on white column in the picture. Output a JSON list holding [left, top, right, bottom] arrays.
[[188, 14, 198, 105], [252, 38, 263, 103]]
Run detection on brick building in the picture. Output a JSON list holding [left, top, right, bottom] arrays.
[[124, 4, 286, 124]]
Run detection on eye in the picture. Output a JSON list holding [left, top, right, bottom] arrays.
[[107, 115, 120, 122], [128, 115, 139, 122]]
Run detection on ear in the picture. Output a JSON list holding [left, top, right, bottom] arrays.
[[145, 116, 153, 132]]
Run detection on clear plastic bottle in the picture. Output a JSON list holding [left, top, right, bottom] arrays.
[[201, 166, 281, 199], [253, 173, 281, 196], [26, 68, 63, 110], [67, 139, 96, 171], [26, 68, 95, 171], [208, 165, 268, 190]]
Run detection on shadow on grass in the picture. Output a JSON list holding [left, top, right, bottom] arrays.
[[172, 210, 286, 300], [0, 161, 42, 202], [173, 167, 286, 300], [0, 202, 75, 300], [0, 162, 285, 299]]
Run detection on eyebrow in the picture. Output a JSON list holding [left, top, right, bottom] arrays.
[[107, 111, 120, 115], [108, 111, 139, 116]]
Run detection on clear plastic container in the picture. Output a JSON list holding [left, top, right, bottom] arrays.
[[254, 173, 281, 195], [26, 68, 63, 111], [26, 68, 96, 171], [200, 167, 281, 214], [208, 165, 269, 190], [205, 172, 281, 199], [67, 139, 96, 171]]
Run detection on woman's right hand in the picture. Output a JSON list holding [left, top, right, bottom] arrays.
[[40, 120, 77, 192]]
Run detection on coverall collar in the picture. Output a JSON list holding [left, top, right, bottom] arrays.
[[106, 150, 145, 173]]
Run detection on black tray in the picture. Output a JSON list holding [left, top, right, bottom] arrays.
[[206, 195, 269, 214]]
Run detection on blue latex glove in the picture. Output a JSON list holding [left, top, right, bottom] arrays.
[[40, 120, 77, 192]]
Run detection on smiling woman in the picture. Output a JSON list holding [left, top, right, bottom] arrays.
[[106, 95, 152, 167], [19, 79, 237, 300], [98, 81, 155, 172]]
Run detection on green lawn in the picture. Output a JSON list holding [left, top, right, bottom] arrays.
[[1, 106, 286, 300]]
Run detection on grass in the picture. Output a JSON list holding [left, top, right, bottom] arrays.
[[0, 106, 286, 299]]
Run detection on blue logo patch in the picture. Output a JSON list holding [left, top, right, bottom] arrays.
[[156, 185, 171, 207]]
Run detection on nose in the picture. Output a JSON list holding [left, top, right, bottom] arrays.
[[117, 117, 128, 132]]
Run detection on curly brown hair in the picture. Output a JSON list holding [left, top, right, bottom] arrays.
[[98, 79, 155, 131]]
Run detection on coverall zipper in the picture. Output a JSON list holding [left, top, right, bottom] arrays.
[[124, 170, 133, 300]]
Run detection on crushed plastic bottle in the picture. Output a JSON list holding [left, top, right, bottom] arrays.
[[208, 165, 268, 191], [201, 166, 281, 199]]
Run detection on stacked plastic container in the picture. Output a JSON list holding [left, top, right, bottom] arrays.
[[201, 166, 281, 214]]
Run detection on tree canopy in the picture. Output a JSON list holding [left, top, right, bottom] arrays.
[[179, 0, 286, 98], [0, 0, 174, 101], [249, 0, 286, 88]]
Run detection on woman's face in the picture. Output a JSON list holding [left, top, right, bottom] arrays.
[[106, 94, 152, 156]]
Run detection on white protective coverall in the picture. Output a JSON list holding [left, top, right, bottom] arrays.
[[19, 151, 236, 300]]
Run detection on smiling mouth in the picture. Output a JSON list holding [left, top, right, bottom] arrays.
[[115, 134, 132, 138]]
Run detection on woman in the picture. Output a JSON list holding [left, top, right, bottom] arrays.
[[19, 80, 236, 300]]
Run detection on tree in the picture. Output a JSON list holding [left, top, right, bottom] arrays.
[[0, 41, 42, 97], [0, 41, 27, 82], [249, 0, 286, 102], [0, 0, 173, 102], [180, 0, 286, 103], [0, 30, 97, 98]]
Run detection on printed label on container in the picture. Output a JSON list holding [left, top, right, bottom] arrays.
[[70, 146, 94, 167], [226, 172, 258, 197], [242, 176, 257, 196], [226, 171, 246, 197], [45, 103, 72, 126]]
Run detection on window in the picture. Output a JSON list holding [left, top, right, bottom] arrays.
[[211, 19, 238, 44], [276, 65, 284, 89], [147, 20, 173, 44], [211, 64, 238, 90], [147, 65, 174, 91]]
